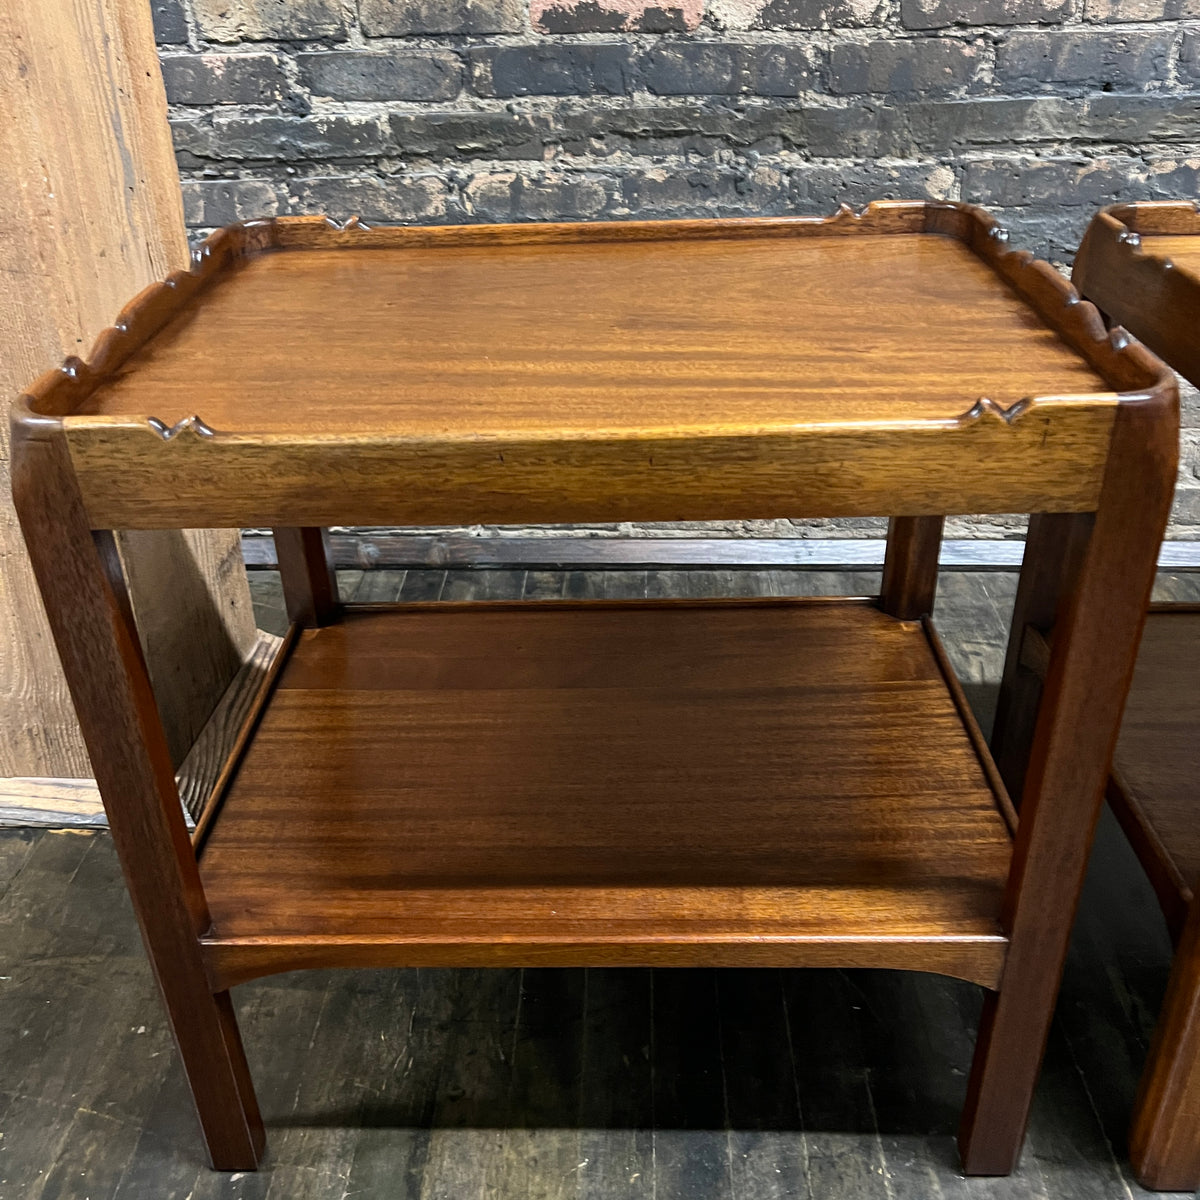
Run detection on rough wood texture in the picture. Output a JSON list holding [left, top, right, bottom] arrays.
[[13, 203, 1173, 530], [0, 0, 254, 778], [197, 600, 1013, 990]]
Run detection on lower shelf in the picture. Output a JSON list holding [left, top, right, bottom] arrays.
[[197, 599, 1014, 989], [1110, 606, 1200, 939]]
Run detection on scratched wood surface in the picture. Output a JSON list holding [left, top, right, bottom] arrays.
[[0, 0, 255, 780], [0, 566, 1192, 1198]]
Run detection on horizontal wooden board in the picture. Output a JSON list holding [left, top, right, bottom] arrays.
[[198, 600, 1013, 990], [65, 397, 1117, 528]]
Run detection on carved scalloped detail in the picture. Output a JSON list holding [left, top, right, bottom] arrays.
[[18, 221, 278, 421], [958, 201, 1171, 397], [15, 200, 1172, 435], [146, 415, 216, 441], [956, 397, 1033, 427]]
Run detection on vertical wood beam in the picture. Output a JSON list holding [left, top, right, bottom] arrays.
[[1130, 893, 1200, 1190], [989, 512, 1093, 805], [273, 527, 339, 627], [880, 516, 945, 620], [11, 423, 264, 1169], [0, 0, 256, 781], [959, 392, 1179, 1176]]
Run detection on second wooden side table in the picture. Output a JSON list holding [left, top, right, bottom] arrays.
[[12, 200, 1177, 1175], [1074, 200, 1200, 1191]]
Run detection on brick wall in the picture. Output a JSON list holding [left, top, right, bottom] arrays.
[[151, 0, 1200, 537]]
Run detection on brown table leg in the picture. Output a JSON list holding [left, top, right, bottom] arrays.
[[1131, 894, 1200, 1191], [273, 526, 338, 627], [12, 423, 265, 1170]]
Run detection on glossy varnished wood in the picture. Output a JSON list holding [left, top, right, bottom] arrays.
[[9, 419, 264, 1169], [273, 526, 338, 628], [197, 601, 1013, 990], [1074, 202, 1200, 387], [11, 204, 1181, 1178], [1108, 609, 1200, 938], [1074, 202, 1200, 1191], [13, 203, 1173, 530]]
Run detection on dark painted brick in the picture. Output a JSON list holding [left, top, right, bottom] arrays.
[[900, 97, 1080, 154], [1180, 29, 1200, 85], [178, 115, 386, 161], [390, 111, 549, 160], [297, 51, 462, 102], [751, 0, 886, 29], [533, 0, 701, 33], [151, 0, 188, 44], [1084, 0, 1200, 19], [1082, 93, 1200, 142], [803, 102, 906, 156], [791, 159, 956, 211], [360, 0, 523, 34], [160, 54, 285, 106], [181, 179, 279, 226], [829, 38, 979, 95], [463, 171, 611, 220], [996, 30, 1171, 90], [192, 0, 346, 42], [752, 45, 825, 95], [1144, 157, 1200, 196], [288, 175, 450, 222], [641, 43, 743, 94], [471, 45, 634, 97], [553, 103, 808, 156], [962, 156, 1144, 207], [901, 0, 1070, 29], [620, 163, 789, 216], [641, 43, 822, 96]]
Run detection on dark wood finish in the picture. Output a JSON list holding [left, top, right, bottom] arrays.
[[190, 623, 299, 851], [881, 516, 944, 619], [1074, 201, 1200, 387], [14, 202, 1173, 530], [10, 205, 1179, 1176], [198, 600, 1013, 990], [8, 417, 264, 1170], [1130, 893, 1200, 1190], [924, 614, 1019, 836], [1074, 201, 1200, 1192], [1108, 609, 1200, 940], [989, 512, 1093, 804], [272, 526, 337, 627], [959, 391, 1178, 1176]]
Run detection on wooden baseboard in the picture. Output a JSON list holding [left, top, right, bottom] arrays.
[[240, 533, 1200, 572], [0, 631, 283, 830]]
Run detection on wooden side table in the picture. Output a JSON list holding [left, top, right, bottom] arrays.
[[1074, 200, 1200, 1191], [12, 201, 1177, 1175]]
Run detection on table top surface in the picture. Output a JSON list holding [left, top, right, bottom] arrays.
[[1141, 233, 1200, 276], [80, 231, 1109, 437]]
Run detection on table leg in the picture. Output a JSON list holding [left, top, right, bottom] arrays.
[[11, 422, 266, 1169], [880, 515, 944, 619], [273, 526, 338, 626], [1130, 894, 1200, 1190]]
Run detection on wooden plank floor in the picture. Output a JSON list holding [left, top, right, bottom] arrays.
[[0, 566, 1194, 1199]]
